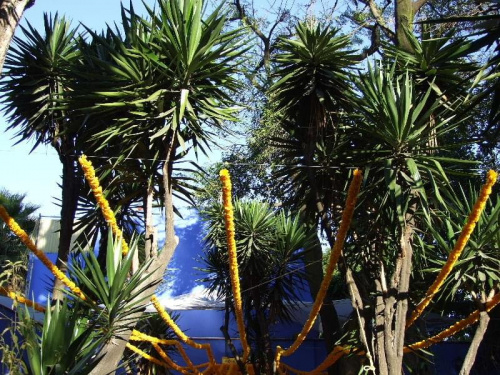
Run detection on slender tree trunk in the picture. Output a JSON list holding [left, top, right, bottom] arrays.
[[395, 0, 415, 52], [460, 311, 490, 375], [144, 185, 156, 262], [52, 153, 80, 301], [253, 290, 273, 374], [391, 225, 413, 374], [474, 304, 500, 373], [0, 0, 33, 73], [377, 224, 413, 375], [375, 278, 389, 375]]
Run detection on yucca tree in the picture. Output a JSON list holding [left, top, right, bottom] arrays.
[[201, 200, 315, 374], [70, 0, 245, 265], [1, 14, 84, 300], [3, 0, 246, 371], [267, 21, 359, 360], [384, 28, 482, 153], [335, 62, 484, 374], [66, 1, 246, 372]]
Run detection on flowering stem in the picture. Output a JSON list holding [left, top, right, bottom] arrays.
[[406, 170, 498, 328], [405, 292, 500, 352], [219, 169, 251, 363], [275, 169, 363, 367], [0, 205, 86, 300], [78, 155, 129, 256], [0, 286, 46, 312], [151, 294, 216, 364]]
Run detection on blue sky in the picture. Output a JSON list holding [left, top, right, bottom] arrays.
[[0, 0, 228, 217], [0, 1, 152, 216]]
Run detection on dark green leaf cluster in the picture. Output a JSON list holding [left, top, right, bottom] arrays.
[[200, 201, 315, 323], [0, 190, 38, 277]]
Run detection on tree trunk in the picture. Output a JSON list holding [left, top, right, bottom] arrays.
[[377, 224, 413, 375], [52, 153, 80, 301], [143, 185, 156, 261], [473, 304, 500, 373], [460, 311, 490, 375], [253, 290, 274, 374], [395, 0, 415, 52], [0, 0, 33, 73]]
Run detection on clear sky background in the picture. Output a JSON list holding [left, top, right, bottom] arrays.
[[0, 0, 184, 217]]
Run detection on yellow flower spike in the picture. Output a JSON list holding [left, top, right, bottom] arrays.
[[130, 329, 197, 370], [275, 169, 363, 368], [0, 205, 86, 301], [152, 342, 198, 374], [78, 155, 129, 256], [406, 170, 498, 329], [126, 343, 168, 368], [219, 169, 251, 362], [405, 291, 500, 352], [0, 287, 46, 313], [151, 294, 216, 365]]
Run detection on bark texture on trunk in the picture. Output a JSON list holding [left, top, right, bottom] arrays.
[[374, 224, 413, 375], [460, 310, 490, 375], [395, 0, 415, 53], [0, 0, 32, 73]]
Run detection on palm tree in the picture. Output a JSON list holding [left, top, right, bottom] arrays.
[[201, 200, 315, 374], [268, 21, 359, 361], [1, 14, 84, 300], [66, 1, 246, 372]]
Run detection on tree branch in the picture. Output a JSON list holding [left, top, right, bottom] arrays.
[[459, 301, 491, 375], [413, 0, 428, 13], [0, 0, 32, 73], [358, 0, 396, 41]]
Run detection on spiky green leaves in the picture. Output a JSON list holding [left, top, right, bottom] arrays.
[[201, 200, 315, 323], [1, 13, 80, 150], [270, 22, 357, 124]]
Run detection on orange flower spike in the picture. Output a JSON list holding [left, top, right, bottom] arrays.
[[130, 330, 197, 370], [78, 155, 129, 256], [219, 169, 251, 362], [405, 292, 500, 352], [126, 343, 168, 368], [0, 205, 86, 301], [407, 170, 498, 328], [0, 287, 46, 313], [275, 169, 363, 367], [151, 294, 216, 365], [152, 342, 197, 374]]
